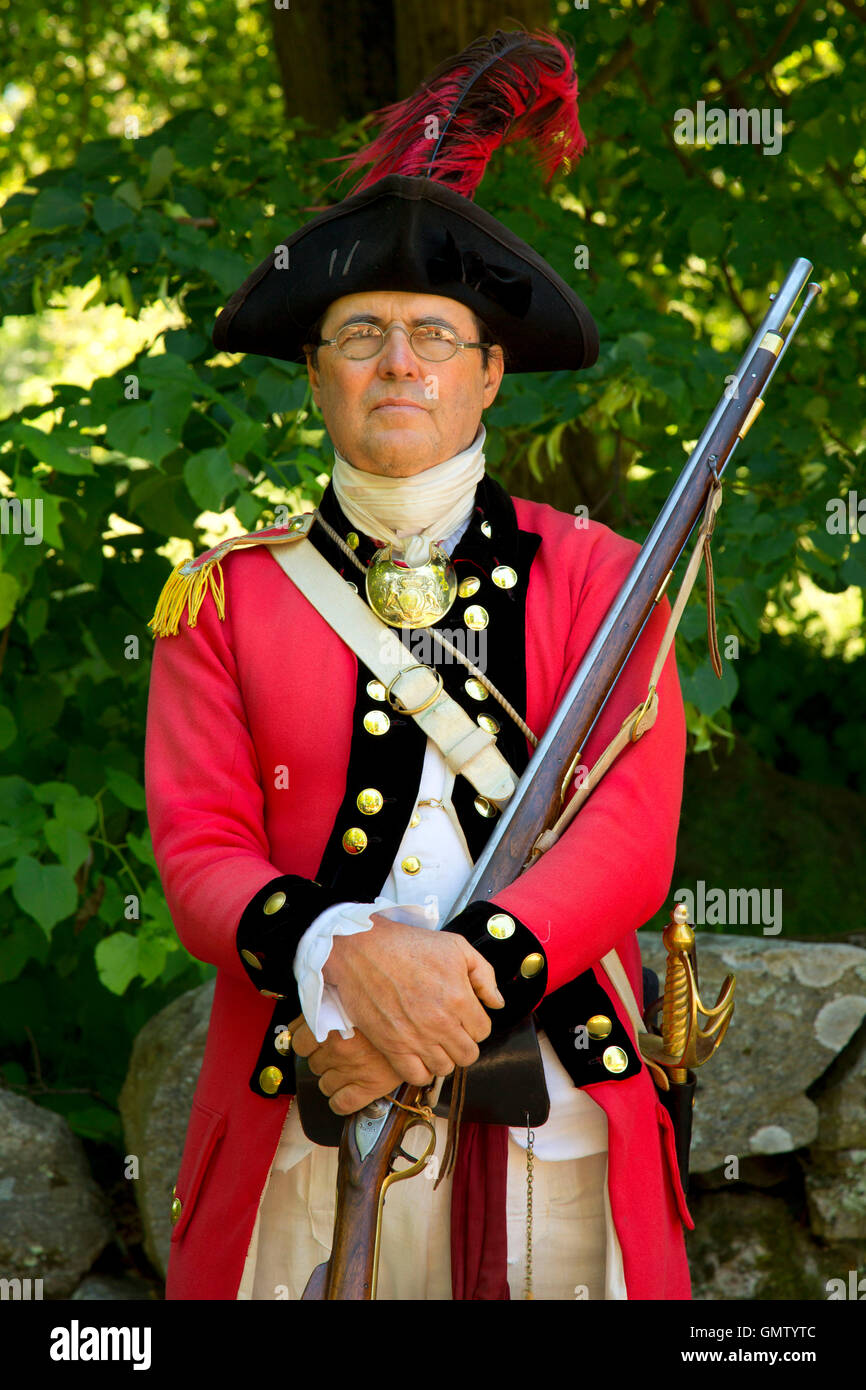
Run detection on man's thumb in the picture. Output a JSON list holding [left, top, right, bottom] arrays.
[[466, 954, 505, 1008]]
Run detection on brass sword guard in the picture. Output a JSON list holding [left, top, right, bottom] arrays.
[[639, 902, 735, 1086]]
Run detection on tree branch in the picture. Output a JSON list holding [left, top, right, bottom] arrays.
[[583, 0, 661, 99], [720, 258, 758, 335]]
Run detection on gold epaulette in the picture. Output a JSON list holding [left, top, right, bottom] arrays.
[[148, 515, 314, 637]]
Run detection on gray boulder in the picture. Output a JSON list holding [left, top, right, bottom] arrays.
[[685, 1186, 860, 1301], [118, 978, 214, 1278], [0, 1090, 113, 1298], [801, 1147, 866, 1241]]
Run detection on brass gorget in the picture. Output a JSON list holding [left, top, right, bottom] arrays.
[[365, 540, 458, 629]]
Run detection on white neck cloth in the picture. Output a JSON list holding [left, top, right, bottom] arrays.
[[331, 425, 486, 565]]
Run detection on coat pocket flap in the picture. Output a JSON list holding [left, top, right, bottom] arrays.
[[171, 1099, 226, 1243]]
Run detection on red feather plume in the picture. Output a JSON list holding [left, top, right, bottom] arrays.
[[330, 28, 587, 201]]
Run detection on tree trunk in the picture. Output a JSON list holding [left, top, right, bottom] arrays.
[[393, 0, 551, 95], [271, 0, 553, 131]]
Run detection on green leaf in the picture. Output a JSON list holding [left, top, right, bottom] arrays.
[[92, 195, 135, 234], [0, 918, 50, 983], [226, 418, 266, 462], [31, 188, 87, 231], [94, 931, 139, 994], [0, 779, 44, 835], [44, 819, 91, 873], [137, 936, 168, 985], [21, 597, 48, 645], [104, 768, 147, 810], [13, 856, 78, 936], [183, 446, 237, 511], [143, 145, 176, 200], [126, 828, 156, 868], [253, 368, 308, 416], [0, 573, 21, 628], [114, 180, 142, 211], [840, 544, 866, 590], [11, 423, 94, 475], [196, 246, 253, 297], [688, 217, 726, 259], [680, 655, 739, 719]]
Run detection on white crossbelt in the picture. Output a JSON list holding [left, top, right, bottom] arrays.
[[269, 524, 518, 808]]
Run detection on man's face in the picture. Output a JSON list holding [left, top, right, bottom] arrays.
[[304, 290, 504, 476]]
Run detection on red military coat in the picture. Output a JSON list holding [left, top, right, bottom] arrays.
[[144, 485, 692, 1300]]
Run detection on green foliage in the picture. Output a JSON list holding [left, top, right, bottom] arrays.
[[0, 2, 863, 1141]]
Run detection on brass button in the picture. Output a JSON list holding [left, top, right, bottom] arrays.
[[170, 1196, 182, 1225], [492, 565, 518, 589], [481, 520, 492, 538], [274, 1029, 293, 1056], [342, 827, 367, 854], [241, 949, 263, 971], [458, 576, 481, 598], [587, 1014, 612, 1040], [409, 812, 420, 828], [520, 952, 545, 979], [289, 517, 306, 532], [259, 1065, 283, 1094], [356, 788, 383, 815], [477, 713, 501, 735], [346, 531, 360, 549], [602, 1045, 629, 1074], [259, 988, 286, 999], [474, 795, 497, 818], [464, 604, 489, 630], [363, 709, 390, 735], [464, 678, 487, 702], [366, 679, 386, 701], [401, 856, 421, 875], [263, 891, 286, 916], [487, 913, 516, 940]]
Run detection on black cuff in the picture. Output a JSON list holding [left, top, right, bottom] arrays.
[[236, 874, 344, 1012], [442, 900, 548, 1031]]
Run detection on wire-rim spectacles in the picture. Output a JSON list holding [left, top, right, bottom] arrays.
[[315, 321, 490, 362]]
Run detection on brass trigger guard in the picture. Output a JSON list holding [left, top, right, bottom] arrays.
[[381, 1116, 437, 1189]]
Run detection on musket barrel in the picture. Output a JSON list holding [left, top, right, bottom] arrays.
[[452, 258, 818, 912]]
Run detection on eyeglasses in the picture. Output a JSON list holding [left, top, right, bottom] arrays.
[[315, 321, 489, 362]]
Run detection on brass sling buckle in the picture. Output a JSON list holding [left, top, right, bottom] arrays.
[[631, 684, 657, 742], [385, 664, 444, 716]]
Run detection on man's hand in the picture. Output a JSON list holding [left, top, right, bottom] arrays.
[[291, 1018, 405, 1115], [321, 913, 504, 1086]]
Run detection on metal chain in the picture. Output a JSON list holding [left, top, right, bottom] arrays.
[[525, 1113, 535, 1300], [310, 509, 538, 745]]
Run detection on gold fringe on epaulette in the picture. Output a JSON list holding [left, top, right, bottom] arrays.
[[148, 557, 226, 638]]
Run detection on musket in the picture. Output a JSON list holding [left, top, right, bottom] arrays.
[[301, 258, 821, 1299]]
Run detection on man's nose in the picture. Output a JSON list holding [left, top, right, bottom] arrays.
[[376, 324, 422, 374]]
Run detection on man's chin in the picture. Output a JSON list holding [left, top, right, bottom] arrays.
[[358, 424, 441, 476]]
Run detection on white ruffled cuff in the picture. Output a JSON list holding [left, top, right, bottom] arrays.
[[293, 895, 442, 1043]]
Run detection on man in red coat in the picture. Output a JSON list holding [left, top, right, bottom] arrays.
[[144, 31, 693, 1300]]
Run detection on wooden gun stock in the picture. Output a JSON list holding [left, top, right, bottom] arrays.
[[301, 1083, 434, 1300]]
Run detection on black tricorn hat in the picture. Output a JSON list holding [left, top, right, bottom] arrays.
[[213, 30, 598, 375]]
